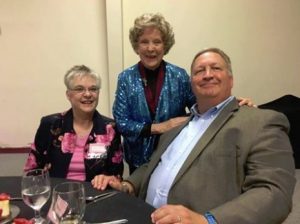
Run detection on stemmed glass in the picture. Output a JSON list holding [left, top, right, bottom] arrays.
[[51, 182, 86, 224], [21, 169, 51, 224]]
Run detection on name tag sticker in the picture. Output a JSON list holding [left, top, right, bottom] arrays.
[[86, 143, 107, 159]]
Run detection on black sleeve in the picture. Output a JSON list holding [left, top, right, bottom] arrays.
[[139, 124, 152, 137]]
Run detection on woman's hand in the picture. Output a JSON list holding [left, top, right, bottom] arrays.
[[91, 175, 122, 191], [151, 204, 208, 224], [43, 163, 51, 172], [151, 116, 189, 134], [237, 97, 257, 107]]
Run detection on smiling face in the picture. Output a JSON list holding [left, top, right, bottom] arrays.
[[66, 75, 99, 116], [136, 27, 165, 70], [191, 51, 233, 110]]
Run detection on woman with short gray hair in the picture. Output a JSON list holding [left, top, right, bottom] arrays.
[[25, 65, 124, 181]]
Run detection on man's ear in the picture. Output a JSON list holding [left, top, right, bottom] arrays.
[[229, 75, 233, 88]]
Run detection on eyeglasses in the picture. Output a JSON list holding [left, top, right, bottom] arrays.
[[69, 86, 100, 94]]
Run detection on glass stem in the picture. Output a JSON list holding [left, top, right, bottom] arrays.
[[34, 209, 41, 220]]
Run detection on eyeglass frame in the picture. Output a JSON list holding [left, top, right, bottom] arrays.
[[68, 86, 100, 94]]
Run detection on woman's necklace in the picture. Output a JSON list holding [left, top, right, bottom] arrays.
[[142, 78, 147, 86]]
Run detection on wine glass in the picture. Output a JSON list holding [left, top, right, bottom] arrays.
[[21, 169, 51, 224], [51, 182, 85, 224]]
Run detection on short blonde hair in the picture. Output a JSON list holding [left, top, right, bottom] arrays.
[[129, 13, 175, 55]]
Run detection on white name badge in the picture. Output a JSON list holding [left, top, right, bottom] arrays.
[[86, 143, 107, 159]]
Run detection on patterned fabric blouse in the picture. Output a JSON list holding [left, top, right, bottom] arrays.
[[24, 109, 123, 181]]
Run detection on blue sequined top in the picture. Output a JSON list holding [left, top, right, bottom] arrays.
[[113, 61, 196, 168]]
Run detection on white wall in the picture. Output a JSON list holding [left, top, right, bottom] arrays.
[[0, 0, 109, 147], [0, 153, 27, 176]]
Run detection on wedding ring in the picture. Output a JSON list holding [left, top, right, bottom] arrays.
[[177, 215, 182, 223]]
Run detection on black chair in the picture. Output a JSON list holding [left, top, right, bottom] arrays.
[[259, 95, 300, 168]]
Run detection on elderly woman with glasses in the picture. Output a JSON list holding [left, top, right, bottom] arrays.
[[24, 65, 123, 181]]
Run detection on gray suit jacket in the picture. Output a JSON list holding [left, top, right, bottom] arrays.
[[127, 99, 296, 224]]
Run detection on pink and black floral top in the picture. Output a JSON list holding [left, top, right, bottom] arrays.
[[24, 109, 124, 181]]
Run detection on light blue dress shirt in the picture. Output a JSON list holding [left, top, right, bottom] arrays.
[[146, 96, 234, 208]]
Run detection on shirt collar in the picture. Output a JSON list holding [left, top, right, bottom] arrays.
[[191, 96, 235, 118]]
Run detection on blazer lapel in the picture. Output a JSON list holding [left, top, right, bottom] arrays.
[[147, 117, 190, 170], [172, 99, 239, 186], [139, 117, 191, 196]]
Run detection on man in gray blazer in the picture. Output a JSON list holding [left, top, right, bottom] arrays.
[[92, 48, 296, 224]]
